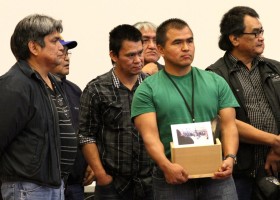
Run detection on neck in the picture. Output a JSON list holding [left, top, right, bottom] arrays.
[[164, 65, 192, 76], [230, 50, 254, 70], [114, 68, 139, 90], [27, 59, 49, 78], [53, 74, 66, 82], [27, 59, 53, 89]]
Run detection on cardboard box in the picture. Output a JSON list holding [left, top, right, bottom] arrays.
[[170, 138, 222, 179]]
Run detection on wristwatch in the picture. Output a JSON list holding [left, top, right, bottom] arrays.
[[224, 154, 237, 164]]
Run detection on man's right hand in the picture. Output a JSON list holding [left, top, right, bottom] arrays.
[[142, 63, 159, 75], [96, 173, 113, 186], [271, 135, 280, 155], [161, 162, 188, 184]]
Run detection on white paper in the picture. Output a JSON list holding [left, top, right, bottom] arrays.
[[171, 121, 214, 147]]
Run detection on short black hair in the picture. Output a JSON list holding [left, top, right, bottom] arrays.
[[156, 18, 190, 47], [109, 24, 142, 58]]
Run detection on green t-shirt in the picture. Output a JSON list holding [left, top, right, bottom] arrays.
[[131, 67, 239, 157]]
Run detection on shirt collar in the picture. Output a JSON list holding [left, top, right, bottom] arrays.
[[111, 67, 144, 88], [227, 52, 265, 70]]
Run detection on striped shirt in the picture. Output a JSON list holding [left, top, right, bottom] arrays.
[[228, 54, 278, 170], [47, 85, 77, 178]]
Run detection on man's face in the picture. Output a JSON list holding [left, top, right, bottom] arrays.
[[37, 31, 64, 69], [111, 40, 144, 76], [235, 15, 265, 57], [141, 28, 160, 64], [158, 26, 195, 69], [51, 47, 70, 77]]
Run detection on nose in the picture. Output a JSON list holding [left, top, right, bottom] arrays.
[[147, 39, 156, 48], [58, 41, 64, 50], [64, 54, 70, 61], [258, 34, 264, 41], [134, 54, 143, 63], [182, 42, 189, 51]]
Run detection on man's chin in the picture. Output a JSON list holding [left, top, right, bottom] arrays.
[[145, 58, 158, 63]]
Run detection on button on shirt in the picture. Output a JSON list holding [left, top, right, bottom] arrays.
[[79, 69, 153, 196]]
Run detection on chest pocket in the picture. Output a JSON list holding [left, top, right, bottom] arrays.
[[269, 73, 280, 97], [101, 101, 122, 126]]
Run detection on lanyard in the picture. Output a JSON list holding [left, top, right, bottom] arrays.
[[163, 69, 195, 122]]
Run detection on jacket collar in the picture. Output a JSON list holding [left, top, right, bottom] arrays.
[[225, 52, 265, 73]]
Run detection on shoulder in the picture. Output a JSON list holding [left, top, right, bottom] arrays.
[[83, 71, 112, 93], [193, 67, 221, 79], [87, 71, 111, 86], [64, 79, 82, 92], [193, 67, 229, 87], [0, 63, 39, 102], [1, 62, 34, 90], [263, 57, 280, 69], [206, 57, 225, 71], [141, 70, 163, 84]]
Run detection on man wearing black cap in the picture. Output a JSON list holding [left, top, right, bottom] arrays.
[[51, 39, 95, 200]]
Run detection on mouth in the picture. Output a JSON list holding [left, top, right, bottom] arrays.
[[146, 51, 157, 55], [132, 66, 142, 70], [181, 54, 192, 59]]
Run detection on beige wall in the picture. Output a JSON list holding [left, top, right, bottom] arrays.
[[1, 0, 279, 89]]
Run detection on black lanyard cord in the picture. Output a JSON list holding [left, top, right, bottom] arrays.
[[163, 69, 195, 122]]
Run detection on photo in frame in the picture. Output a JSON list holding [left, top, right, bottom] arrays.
[[171, 121, 214, 147]]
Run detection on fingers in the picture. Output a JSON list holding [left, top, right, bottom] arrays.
[[83, 168, 95, 186], [83, 173, 95, 186], [165, 170, 188, 184], [214, 170, 231, 179], [213, 161, 233, 179]]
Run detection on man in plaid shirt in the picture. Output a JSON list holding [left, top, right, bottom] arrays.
[[78, 24, 153, 200]]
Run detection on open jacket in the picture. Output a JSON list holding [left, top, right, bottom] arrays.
[[207, 53, 280, 176], [0, 60, 68, 187]]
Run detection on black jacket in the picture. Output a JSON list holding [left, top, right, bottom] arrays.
[[0, 60, 67, 187], [59, 77, 87, 185], [207, 53, 280, 176]]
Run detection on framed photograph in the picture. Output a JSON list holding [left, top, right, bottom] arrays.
[[171, 121, 214, 147]]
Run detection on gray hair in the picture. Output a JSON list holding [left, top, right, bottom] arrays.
[[10, 14, 63, 60], [133, 21, 157, 32]]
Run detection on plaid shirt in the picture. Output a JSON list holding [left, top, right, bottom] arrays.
[[228, 54, 278, 170], [79, 69, 153, 197]]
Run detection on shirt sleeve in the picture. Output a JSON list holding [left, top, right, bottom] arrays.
[[131, 81, 156, 120], [215, 74, 240, 109], [78, 84, 99, 145]]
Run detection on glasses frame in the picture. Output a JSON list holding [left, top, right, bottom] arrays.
[[241, 29, 264, 38], [62, 48, 72, 58]]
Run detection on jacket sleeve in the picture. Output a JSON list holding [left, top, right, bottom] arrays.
[[0, 79, 30, 156]]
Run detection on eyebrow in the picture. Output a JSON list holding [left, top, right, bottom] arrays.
[[251, 27, 263, 31], [142, 36, 156, 39], [125, 49, 143, 56], [172, 36, 194, 42]]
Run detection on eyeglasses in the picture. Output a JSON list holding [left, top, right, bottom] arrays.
[[62, 49, 72, 58], [66, 51, 72, 58], [241, 29, 264, 38]]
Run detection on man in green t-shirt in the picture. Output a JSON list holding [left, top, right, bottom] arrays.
[[131, 18, 239, 200]]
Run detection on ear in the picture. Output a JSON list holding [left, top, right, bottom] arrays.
[[28, 41, 40, 56], [229, 34, 239, 47], [157, 45, 165, 57], [109, 50, 118, 63]]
